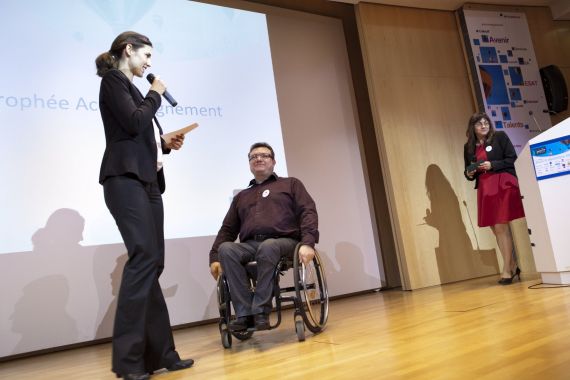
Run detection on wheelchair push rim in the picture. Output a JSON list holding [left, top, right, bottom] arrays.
[[293, 244, 329, 334]]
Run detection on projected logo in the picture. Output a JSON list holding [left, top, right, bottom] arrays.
[[84, 0, 157, 34]]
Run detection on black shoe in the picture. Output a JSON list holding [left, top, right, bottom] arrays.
[[116, 374, 150, 380], [167, 359, 194, 371], [254, 313, 270, 330], [512, 267, 521, 281], [498, 277, 513, 285], [229, 315, 254, 331]]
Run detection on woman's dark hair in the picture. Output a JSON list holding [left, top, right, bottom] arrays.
[[248, 142, 275, 159], [465, 112, 496, 157], [95, 31, 152, 77]]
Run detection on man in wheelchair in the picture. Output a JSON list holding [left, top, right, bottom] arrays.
[[209, 142, 319, 332]]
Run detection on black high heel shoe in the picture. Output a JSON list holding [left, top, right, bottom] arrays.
[[498, 267, 521, 285], [511, 267, 521, 281], [498, 277, 512, 285]]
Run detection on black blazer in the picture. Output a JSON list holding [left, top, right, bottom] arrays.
[[463, 131, 517, 189], [98, 69, 170, 193]]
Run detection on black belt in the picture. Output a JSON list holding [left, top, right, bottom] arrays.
[[253, 234, 278, 242]]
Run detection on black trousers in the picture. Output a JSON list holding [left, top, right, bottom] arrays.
[[218, 238, 298, 317], [103, 175, 180, 375]]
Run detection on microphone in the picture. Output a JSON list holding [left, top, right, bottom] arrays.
[[462, 200, 480, 252], [529, 110, 542, 132], [146, 73, 178, 107]]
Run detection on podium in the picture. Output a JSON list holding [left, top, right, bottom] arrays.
[[515, 117, 570, 284]]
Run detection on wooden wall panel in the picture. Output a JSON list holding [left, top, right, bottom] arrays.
[[357, 4, 501, 289]]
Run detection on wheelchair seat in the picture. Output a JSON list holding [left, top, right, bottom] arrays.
[[216, 243, 329, 348]]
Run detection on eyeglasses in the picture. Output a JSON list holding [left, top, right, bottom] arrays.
[[248, 153, 273, 161], [474, 120, 490, 128]]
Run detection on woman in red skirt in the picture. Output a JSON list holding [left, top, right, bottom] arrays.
[[464, 112, 525, 285]]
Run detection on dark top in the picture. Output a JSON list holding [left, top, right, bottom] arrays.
[[463, 131, 517, 189], [98, 69, 170, 193], [209, 173, 319, 264]]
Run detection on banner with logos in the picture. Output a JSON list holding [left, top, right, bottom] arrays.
[[459, 8, 551, 153], [530, 135, 570, 181]]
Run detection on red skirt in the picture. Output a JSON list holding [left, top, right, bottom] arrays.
[[474, 144, 525, 227], [477, 171, 525, 227]]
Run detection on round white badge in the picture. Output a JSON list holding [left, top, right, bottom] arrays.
[[262, 189, 270, 198], [486, 146, 492, 152]]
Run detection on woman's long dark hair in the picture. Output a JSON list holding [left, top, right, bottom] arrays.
[[465, 112, 496, 157], [95, 31, 152, 77]]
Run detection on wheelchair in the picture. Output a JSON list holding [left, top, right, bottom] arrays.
[[216, 242, 329, 348]]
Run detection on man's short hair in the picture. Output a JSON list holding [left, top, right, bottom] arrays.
[[248, 142, 275, 159]]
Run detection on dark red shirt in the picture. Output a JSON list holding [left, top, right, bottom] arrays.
[[209, 173, 319, 264]]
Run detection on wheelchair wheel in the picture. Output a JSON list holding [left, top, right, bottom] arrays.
[[295, 319, 306, 342], [217, 275, 253, 347], [220, 323, 232, 349], [293, 248, 329, 334]]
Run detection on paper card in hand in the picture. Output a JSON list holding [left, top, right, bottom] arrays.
[[163, 123, 199, 143]]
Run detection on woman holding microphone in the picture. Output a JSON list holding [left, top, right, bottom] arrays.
[[95, 31, 193, 379]]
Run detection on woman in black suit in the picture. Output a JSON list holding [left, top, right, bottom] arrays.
[[464, 112, 525, 285], [95, 31, 193, 380]]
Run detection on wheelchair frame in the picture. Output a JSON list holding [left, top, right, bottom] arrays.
[[216, 243, 329, 348]]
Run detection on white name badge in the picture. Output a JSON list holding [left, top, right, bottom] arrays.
[[262, 189, 270, 198], [486, 146, 492, 152]]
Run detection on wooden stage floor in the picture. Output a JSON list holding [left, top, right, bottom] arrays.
[[1, 274, 569, 379]]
